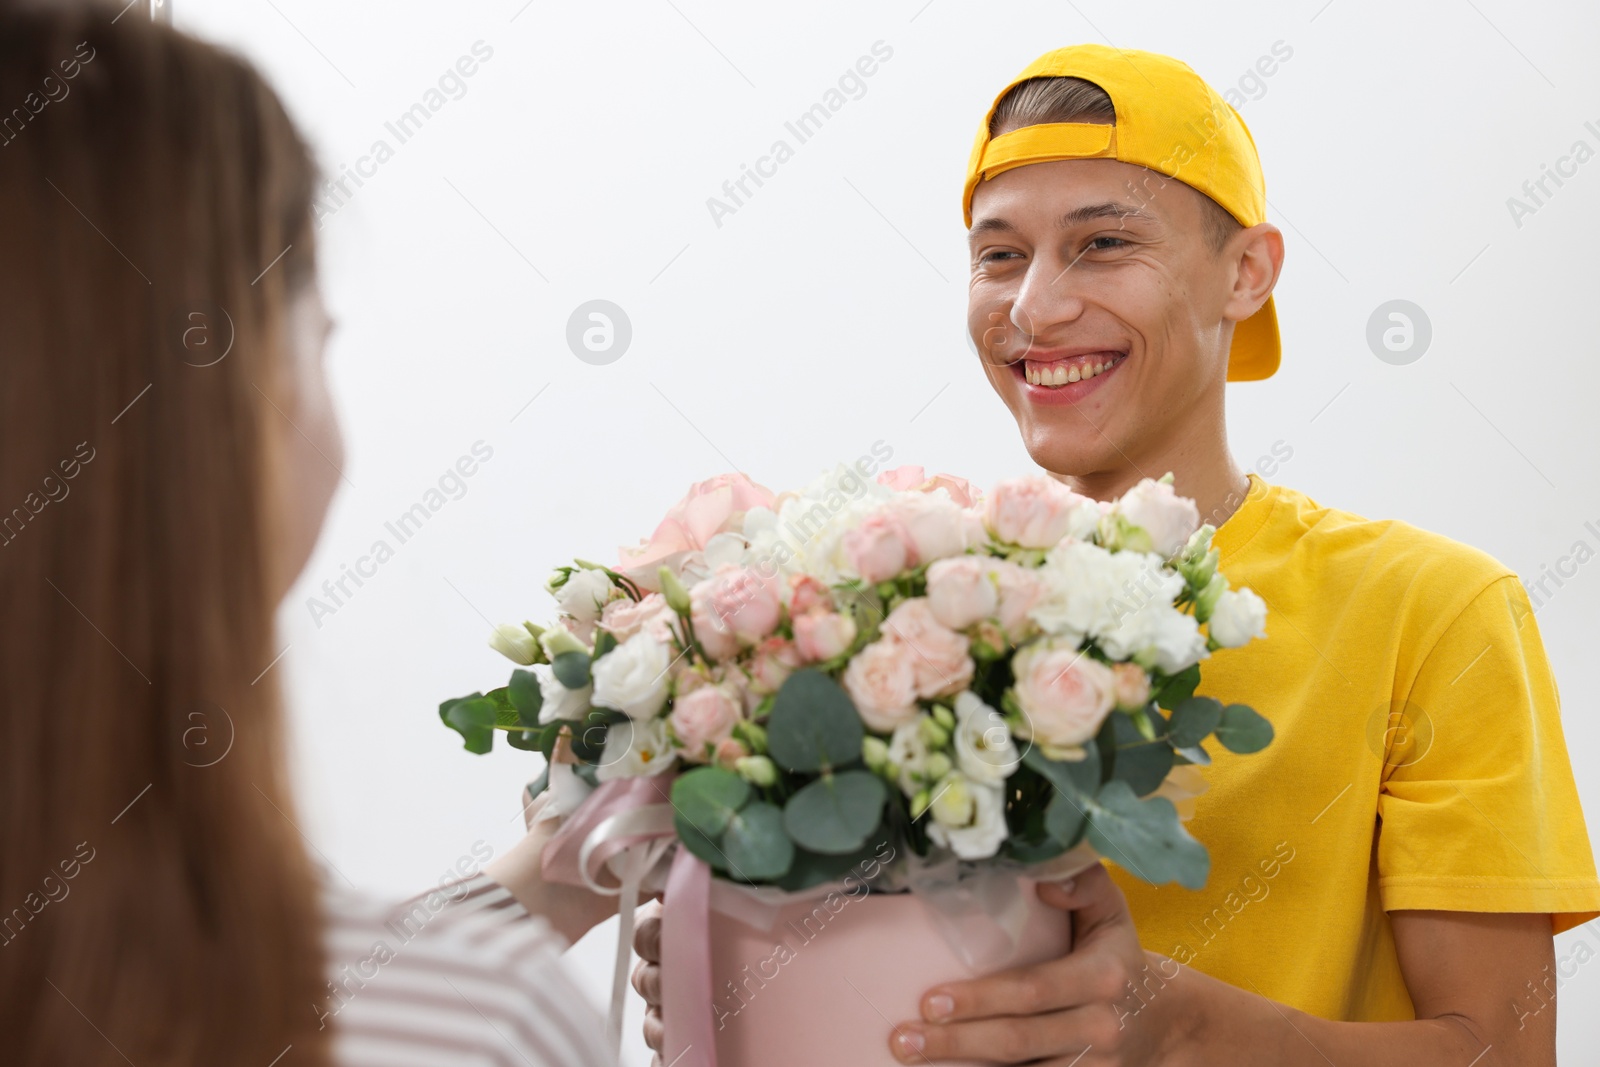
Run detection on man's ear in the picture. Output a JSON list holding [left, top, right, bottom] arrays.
[[1223, 222, 1284, 324]]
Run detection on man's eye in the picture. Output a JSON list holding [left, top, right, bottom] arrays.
[[1088, 236, 1127, 251], [979, 250, 1021, 263]]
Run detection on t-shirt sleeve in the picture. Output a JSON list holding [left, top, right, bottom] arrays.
[[1376, 574, 1600, 934]]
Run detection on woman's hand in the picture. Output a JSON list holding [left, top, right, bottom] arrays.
[[632, 899, 665, 1066], [483, 791, 620, 946]]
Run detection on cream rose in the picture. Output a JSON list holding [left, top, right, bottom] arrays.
[[1011, 639, 1116, 747], [882, 597, 974, 700], [841, 638, 920, 733]]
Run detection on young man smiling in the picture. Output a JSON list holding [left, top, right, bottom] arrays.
[[631, 43, 1600, 1067], [882, 44, 1600, 1066]]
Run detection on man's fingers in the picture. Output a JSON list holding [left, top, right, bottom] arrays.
[[1036, 862, 1130, 941], [890, 1002, 1123, 1065], [634, 904, 662, 961], [916, 945, 1130, 1024], [642, 1005, 665, 1053]]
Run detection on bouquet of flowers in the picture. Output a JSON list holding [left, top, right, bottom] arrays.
[[439, 463, 1272, 1065], [443, 464, 1270, 887]]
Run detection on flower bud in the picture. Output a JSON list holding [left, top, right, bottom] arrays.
[[918, 716, 951, 750], [733, 720, 768, 754], [1111, 662, 1152, 712], [910, 788, 932, 819], [658, 566, 692, 615], [862, 735, 890, 771], [540, 625, 590, 660], [1193, 572, 1227, 623], [734, 755, 778, 787], [489, 623, 538, 665], [924, 752, 953, 782]]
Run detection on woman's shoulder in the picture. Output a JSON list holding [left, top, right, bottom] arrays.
[[318, 873, 611, 1067]]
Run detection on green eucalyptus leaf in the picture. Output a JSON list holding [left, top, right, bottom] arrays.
[[782, 770, 886, 854], [767, 669, 865, 773], [505, 729, 542, 751], [1214, 704, 1273, 754], [1167, 696, 1223, 748], [1151, 664, 1201, 711], [1111, 711, 1174, 796], [440, 695, 496, 755], [722, 802, 794, 881], [592, 627, 619, 660], [671, 767, 752, 838], [1173, 744, 1211, 766], [1086, 780, 1209, 889], [508, 668, 543, 725], [552, 650, 592, 690], [674, 813, 729, 871]]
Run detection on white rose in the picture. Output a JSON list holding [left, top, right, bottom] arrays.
[[591, 632, 672, 720], [596, 717, 677, 781], [952, 691, 1019, 783], [926, 774, 1009, 860], [488, 623, 538, 665], [552, 567, 619, 624], [1112, 478, 1201, 559], [535, 662, 591, 724], [1208, 588, 1267, 648]]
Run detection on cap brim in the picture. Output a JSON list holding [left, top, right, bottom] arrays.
[[1226, 294, 1280, 381]]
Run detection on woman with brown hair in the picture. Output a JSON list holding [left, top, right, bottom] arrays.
[[0, 3, 614, 1064]]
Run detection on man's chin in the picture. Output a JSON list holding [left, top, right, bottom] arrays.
[[1018, 425, 1117, 481]]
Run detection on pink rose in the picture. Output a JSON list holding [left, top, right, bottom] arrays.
[[990, 561, 1044, 642], [788, 574, 834, 617], [559, 614, 597, 646], [842, 512, 912, 583], [689, 582, 740, 662], [1011, 640, 1116, 747], [925, 556, 999, 630], [1113, 478, 1200, 559], [748, 635, 803, 695], [883, 493, 968, 565], [841, 639, 920, 733], [793, 610, 858, 663], [699, 563, 783, 649], [713, 737, 749, 770], [984, 477, 1095, 549], [598, 592, 669, 642], [1111, 662, 1152, 710], [617, 472, 777, 591], [876, 465, 979, 508], [670, 684, 742, 759], [881, 597, 974, 699]]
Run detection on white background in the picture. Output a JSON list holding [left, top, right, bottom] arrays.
[[170, 0, 1600, 1060]]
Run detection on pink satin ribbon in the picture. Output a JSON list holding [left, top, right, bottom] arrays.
[[542, 773, 718, 1067]]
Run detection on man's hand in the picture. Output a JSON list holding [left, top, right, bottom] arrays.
[[890, 862, 1182, 1065], [632, 900, 665, 1066]]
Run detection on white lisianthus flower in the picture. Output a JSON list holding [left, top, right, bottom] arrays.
[[596, 717, 677, 781], [591, 632, 671, 720], [952, 691, 1019, 783], [1100, 603, 1209, 675], [926, 773, 1009, 860], [886, 713, 936, 797], [534, 662, 591, 724], [488, 623, 538, 665], [551, 567, 618, 624], [1208, 588, 1268, 648]]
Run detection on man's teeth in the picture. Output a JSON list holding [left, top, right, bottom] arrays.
[[1024, 356, 1121, 387]]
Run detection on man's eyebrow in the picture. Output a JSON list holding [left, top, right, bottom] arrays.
[[968, 202, 1155, 240]]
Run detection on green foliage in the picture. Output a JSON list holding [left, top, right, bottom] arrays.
[[1086, 780, 1210, 889], [782, 771, 887, 854], [1214, 704, 1273, 753], [767, 669, 865, 773]]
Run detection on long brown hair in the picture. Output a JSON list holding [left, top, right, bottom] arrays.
[[0, 4, 331, 1064]]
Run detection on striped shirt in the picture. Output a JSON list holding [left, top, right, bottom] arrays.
[[319, 872, 613, 1067]]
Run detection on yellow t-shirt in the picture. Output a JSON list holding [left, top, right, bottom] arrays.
[[1108, 475, 1600, 1022]]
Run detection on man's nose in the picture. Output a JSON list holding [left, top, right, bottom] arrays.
[[1010, 255, 1088, 344]]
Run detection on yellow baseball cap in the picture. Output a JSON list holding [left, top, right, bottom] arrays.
[[963, 44, 1280, 382]]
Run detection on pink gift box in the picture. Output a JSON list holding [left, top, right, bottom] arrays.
[[705, 880, 1074, 1067]]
